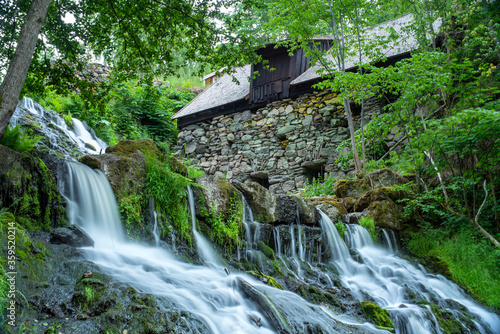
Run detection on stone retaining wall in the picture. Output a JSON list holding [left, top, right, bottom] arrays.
[[175, 90, 383, 194]]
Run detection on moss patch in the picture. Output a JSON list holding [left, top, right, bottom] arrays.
[[0, 145, 66, 232], [257, 240, 275, 260], [360, 301, 394, 330]]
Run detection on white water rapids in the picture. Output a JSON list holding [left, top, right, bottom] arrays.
[[62, 162, 388, 333], [318, 211, 500, 334]]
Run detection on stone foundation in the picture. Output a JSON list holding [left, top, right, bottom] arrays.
[[176, 90, 383, 194]]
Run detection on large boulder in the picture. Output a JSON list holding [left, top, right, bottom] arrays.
[[334, 179, 371, 200], [50, 224, 94, 247], [363, 169, 408, 189], [234, 181, 277, 224], [363, 200, 404, 230], [353, 187, 401, 212], [79, 152, 146, 195], [105, 138, 161, 157], [197, 174, 240, 217], [353, 187, 407, 230]]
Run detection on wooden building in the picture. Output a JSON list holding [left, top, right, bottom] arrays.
[[172, 14, 439, 128]]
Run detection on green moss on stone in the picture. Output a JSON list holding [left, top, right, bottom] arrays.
[[257, 241, 275, 260], [361, 301, 394, 330]]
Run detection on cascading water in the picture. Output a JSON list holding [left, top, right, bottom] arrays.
[[318, 212, 500, 334], [62, 162, 276, 334], [187, 186, 222, 266], [10, 97, 106, 158]]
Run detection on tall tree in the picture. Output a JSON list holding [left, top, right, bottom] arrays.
[[0, 0, 51, 139]]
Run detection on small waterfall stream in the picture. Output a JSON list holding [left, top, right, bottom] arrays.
[[10, 97, 106, 158], [318, 212, 500, 334]]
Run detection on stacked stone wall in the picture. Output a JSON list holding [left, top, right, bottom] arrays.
[[176, 90, 383, 194]]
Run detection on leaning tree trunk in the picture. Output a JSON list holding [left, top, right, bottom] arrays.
[[0, 0, 51, 139]]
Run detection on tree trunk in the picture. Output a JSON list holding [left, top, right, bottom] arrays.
[[0, 0, 51, 139]]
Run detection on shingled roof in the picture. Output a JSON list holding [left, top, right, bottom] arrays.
[[172, 65, 251, 120]]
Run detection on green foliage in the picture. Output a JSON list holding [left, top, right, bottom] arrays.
[[145, 154, 193, 244], [359, 217, 377, 242], [187, 165, 205, 179], [298, 175, 337, 197], [108, 82, 189, 144], [335, 220, 347, 240], [205, 195, 243, 253], [84, 286, 95, 308], [405, 225, 500, 309], [0, 125, 41, 153]]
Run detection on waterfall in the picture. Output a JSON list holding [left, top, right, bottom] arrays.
[[62, 162, 277, 334], [60, 161, 124, 247], [10, 97, 106, 158], [187, 186, 221, 266], [317, 212, 500, 334]]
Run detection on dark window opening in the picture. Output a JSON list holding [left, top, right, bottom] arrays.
[[303, 164, 325, 184], [250, 174, 270, 189]]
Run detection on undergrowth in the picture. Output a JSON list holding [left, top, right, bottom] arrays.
[[145, 154, 193, 244], [204, 195, 243, 253], [405, 224, 500, 309], [298, 175, 337, 197], [359, 217, 377, 242]]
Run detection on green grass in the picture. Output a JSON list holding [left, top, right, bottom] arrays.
[[406, 227, 500, 309], [359, 217, 377, 242]]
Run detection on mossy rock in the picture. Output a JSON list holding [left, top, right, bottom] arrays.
[[364, 199, 404, 230], [105, 138, 161, 158], [0, 145, 67, 232], [429, 303, 471, 333], [257, 240, 276, 260], [334, 179, 370, 199], [360, 301, 394, 330], [78, 155, 101, 170], [353, 187, 401, 212], [297, 284, 345, 311]]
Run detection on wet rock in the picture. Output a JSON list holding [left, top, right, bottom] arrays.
[[235, 277, 292, 334], [293, 196, 319, 225], [234, 181, 277, 224], [275, 196, 298, 225], [50, 225, 94, 247]]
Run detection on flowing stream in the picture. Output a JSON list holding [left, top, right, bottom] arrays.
[[61, 161, 392, 333], [319, 212, 500, 334]]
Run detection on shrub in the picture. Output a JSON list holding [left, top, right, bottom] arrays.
[[0, 125, 40, 153]]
